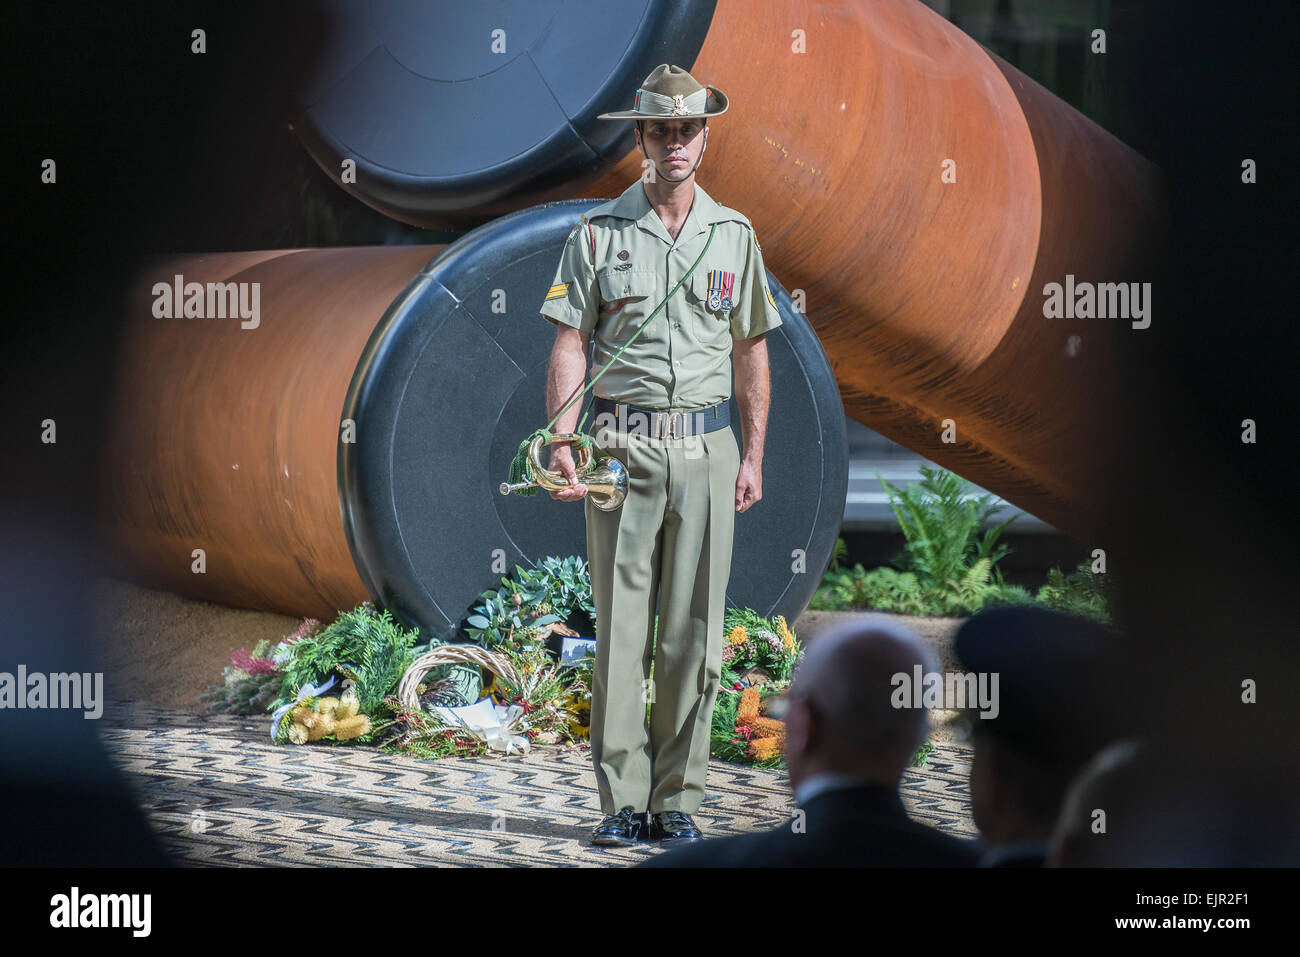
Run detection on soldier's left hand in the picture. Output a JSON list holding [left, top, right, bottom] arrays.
[[735, 460, 762, 513]]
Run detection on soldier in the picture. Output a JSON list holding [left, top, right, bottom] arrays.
[[539, 64, 782, 847]]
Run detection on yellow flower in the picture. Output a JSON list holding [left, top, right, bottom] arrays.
[[307, 712, 336, 741], [333, 714, 372, 741], [775, 615, 795, 650], [726, 626, 748, 647], [747, 736, 784, 761]]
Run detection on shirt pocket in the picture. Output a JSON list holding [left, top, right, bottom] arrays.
[[597, 269, 658, 317], [687, 271, 741, 326]]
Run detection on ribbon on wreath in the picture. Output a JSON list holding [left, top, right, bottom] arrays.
[[269, 675, 338, 742], [433, 698, 532, 755], [481, 702, 531, 755]]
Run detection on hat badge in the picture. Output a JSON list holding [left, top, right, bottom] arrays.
[[671, 93, 691, 116]]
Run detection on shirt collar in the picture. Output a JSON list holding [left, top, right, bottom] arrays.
[[793, 771, 886, 807], [610, 180, 723, 247]]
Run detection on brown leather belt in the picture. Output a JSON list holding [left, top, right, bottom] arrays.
[[591, 396, 731, 440]]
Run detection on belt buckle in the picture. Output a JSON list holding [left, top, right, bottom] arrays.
[[657, 411, 685, 440]]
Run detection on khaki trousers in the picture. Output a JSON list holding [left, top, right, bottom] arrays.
[[583, 421, 740, 815]]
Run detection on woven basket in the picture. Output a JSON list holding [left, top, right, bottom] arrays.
[[397, 644, 521, 712]]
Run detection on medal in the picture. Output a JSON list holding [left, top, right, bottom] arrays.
[[719, 269, 735, 312], [707, 268, 735, 312]]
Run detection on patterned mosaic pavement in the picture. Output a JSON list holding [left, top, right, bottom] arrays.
[[98, 698, 977, 866]]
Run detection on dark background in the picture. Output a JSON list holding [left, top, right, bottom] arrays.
[[1, 0, 1294, 869]]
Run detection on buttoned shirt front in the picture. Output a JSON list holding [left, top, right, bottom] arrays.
[[540, 180, 782, 411]]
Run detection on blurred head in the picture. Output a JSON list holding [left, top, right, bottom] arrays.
[[954, 607, 1131, 850], [1048, 740, 1300, 866], [967, 722, 1091, 847], [1048, 739, 1144, 866], [782, 616, 936, 792]]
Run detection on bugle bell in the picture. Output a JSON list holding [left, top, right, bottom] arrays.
[[499, 433, 627, 510]]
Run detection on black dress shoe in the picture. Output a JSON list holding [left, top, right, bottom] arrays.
[[650, 811, 702, 843], [591, 807, 648, 846]]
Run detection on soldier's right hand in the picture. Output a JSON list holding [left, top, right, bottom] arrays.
[[547, 443, 588, 501]]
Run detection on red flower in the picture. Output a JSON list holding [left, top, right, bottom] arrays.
[[230, 647, 278, 675]]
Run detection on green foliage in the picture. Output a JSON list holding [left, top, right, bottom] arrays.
[[827, 536, 849, 573], [202, 637, 283, 715], [709, 686, 758, 765], [812, 561, 1033, 618], [274, 602, 419, 715], [336, 627, 419, 716], [201, 671, 280, 715], [812, 566, 927, 614], [1036, 561, 1114, 624], [721, 607, 802, 682], [466, 555, 596, 652], [521, 555, 595, 625], [492, 644, 572, 728], [810, 466, 1029, 617], [378, 694, 490, 759], [882, 465, 1017, 589]]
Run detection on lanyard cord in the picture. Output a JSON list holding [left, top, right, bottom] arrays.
[[546, 222, 718, 435]]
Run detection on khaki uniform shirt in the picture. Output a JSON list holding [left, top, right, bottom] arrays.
[[540, 180, 782, 412]]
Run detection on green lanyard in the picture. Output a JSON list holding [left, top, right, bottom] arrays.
[[547, 223, 717, 435]]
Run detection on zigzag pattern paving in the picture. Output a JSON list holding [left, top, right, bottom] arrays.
[[98, 698, 976, 866]]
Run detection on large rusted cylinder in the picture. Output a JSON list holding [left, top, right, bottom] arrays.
[[291, 0, 718, 227], [97, 211, 846, 628], [296, 0, 1162, 535], [570, 0, 1164, 538], [97, 246, 444, 617]]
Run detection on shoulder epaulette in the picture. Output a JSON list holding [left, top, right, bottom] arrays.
[[710, 204, 753, 229]]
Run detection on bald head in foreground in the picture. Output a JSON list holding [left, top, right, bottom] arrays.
[[639, 616, 981, 867]]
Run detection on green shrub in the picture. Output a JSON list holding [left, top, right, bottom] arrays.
[[465, 555, 596, 652], [273, 602, 419, 716], [881, 465, 1017, 588], [1036, 561, 1114, 624], [721, 607, 803, 682], [812, 565, 926, 614], [810, 466, 1030, 617], [827, 536, 849, 573], [813, 563, 1032, 617]]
